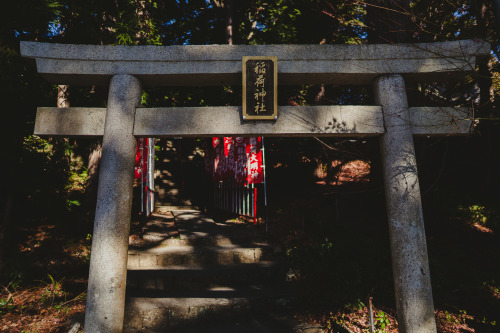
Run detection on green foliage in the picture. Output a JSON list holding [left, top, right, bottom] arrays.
[[0, 296, 14, 315], [439, 309, 471, 327], [468, 204, 489, 224], [345, 299, 365, 311], [457, 203, 499, 230], [65, 199, 81, 211], [67, 167, 88, 190], [375, 310, 391, 330], [39, 274, 66, 306]]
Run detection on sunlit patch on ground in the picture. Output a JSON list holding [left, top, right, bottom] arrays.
[[315, 159, 371, 186], [471, 223, 494, 233], [18, 225, 56, 253]]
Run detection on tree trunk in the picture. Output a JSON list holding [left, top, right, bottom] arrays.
[[57, 85, 70, 108], [473, 1, 494, 117], [225, 0, 233, 45], [85, 142, 102, 231], [477, 56, 494, 117]]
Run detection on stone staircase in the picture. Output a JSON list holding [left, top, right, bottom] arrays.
[[124, 211, 301, 332]]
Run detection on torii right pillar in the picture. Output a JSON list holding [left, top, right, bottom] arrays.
[[375, 74, 437, 333]]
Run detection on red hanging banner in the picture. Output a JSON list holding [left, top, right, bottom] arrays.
[[143, 139, 150, 183], [246, 137, 263, 184], [223, 137, 232, 157], [209, 137, 263, 184], [135, 138, 145, 179]]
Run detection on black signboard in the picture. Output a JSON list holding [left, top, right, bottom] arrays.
[[242, 56, 278, 120]]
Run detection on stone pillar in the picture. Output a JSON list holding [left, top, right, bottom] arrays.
[[84, 74, 142, 333], [374, 75, 437, 333]]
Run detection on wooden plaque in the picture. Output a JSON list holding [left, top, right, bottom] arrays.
[[242, 56, 278, 120]]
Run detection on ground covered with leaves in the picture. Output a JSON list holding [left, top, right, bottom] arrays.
[[1, 151, 499, 332], [0, 224, 90, 333]]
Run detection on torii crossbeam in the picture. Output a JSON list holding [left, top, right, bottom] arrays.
[[21, 39, 489, 333]]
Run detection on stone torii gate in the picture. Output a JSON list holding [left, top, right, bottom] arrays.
[[21, 39, 489, 333]]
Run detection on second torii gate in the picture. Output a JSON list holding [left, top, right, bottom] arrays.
[[21, 39, 489, 333]]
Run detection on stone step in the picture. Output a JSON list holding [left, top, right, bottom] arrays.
[[137, 234, 269, 248], [127, 261, 288, 292], [124, 284, 296, 331], [124, 314, 316, 333], [155, 205, 198, 213], [128, 246, 273, 269]]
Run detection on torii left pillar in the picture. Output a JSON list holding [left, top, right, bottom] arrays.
[[85, 74, 142, 332]]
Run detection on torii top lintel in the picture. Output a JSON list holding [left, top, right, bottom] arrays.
[[20, 40, 489, 87]]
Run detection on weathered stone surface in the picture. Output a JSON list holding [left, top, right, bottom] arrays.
[[409, 106, 472, 136], [33, 105, 472, 137], [124, 297, 239, 330], [134, 106, 383, 137], [20, 40, 489, 86], [34, 107, 105, 137], [128, 247, 268, 269], [124, 289, 293, 331], [84, 74, 142, 333], [375, 75, 437, 333], [127, 254, 140, 270], [22, 40, 488, 61]]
